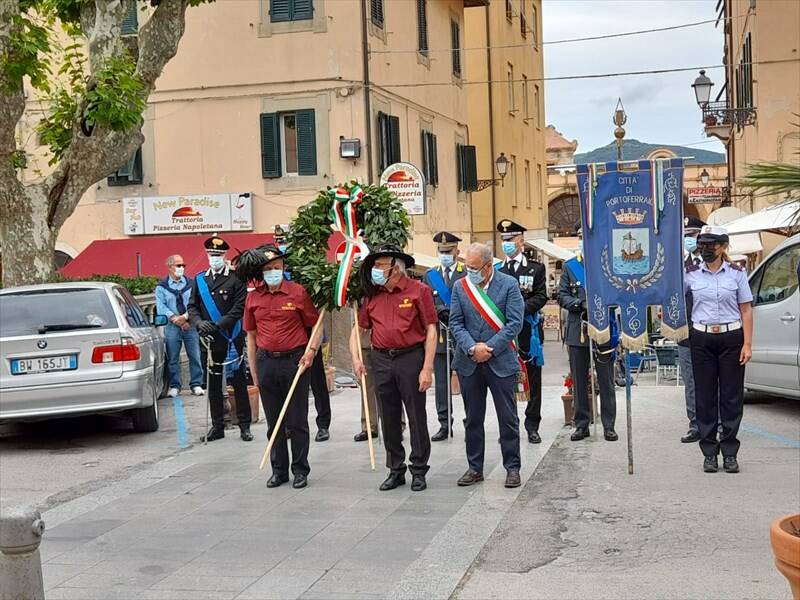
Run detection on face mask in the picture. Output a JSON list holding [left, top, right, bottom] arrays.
[[684, 237, 697, 253], [700, 246, 719, 263], [501, 241, 517, 256], [576, 241, 583, 254], [466, 268, 484, 285], [263, 269, 283, 286], [371, 267, 388, 286], [208, 255, 224, 270], [439, 254, 455, 268], [278, 245, 288, 253], [174, 266, 185, 277]]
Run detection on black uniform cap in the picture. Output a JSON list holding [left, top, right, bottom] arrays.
[[432, 231, 462, 250], [683, 216, 707, 233], [204, 235, 230, 255], [496, 219, 527, 239]]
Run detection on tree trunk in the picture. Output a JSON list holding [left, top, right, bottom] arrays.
[[0, 186, 57, 287]]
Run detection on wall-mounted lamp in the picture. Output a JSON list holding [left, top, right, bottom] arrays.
[[699, 168, 710, 187], [339, 137, 361, 159]]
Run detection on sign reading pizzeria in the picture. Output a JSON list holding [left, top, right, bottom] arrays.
[[687, 187, 725, 205], [380, 162, 426, 216], [123, 193, 253, 235]]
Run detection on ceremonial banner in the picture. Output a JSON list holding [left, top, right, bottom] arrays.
[[577, 159, 688, 349]]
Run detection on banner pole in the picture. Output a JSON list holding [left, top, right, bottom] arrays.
[[445, 324, 452, 441], [625, 348, 634, 474], [352, 303, 376, 470], [203, 336, 212, 446]]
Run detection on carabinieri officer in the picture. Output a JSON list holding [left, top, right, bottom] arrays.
[[350, 244, 439, 492], [685, 225, 753, 474], [422, 231, 466, 441]]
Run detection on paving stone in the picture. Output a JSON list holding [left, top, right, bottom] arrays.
[[152, 574, 258, 593], [236, 568, 327, 600]]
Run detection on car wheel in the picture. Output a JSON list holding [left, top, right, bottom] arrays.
[[132, 370, 160, 433]]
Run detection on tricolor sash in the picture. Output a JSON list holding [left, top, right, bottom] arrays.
[[196, 273, 242, 372], [329, 184, 367, 308]]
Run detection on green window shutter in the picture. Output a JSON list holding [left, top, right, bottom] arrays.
[[456, 143, 463, 191], [451, 21, 461, 77], [295, 109, 317, 176], [292, 0, 313, 20], [389, 115, 401, 164], [462, 145, 477, 192], [270, 0, 291, 22], [377, 111, 388, 172], [430, 133, 438, 187], [421, 131, 429, 183], [417, 0, 428, 54], [371, 0, 384, 27], [121, 1, 138, 35], [260, 113, 282, 178]]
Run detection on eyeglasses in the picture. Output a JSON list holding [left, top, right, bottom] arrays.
[[174, 264, 186, 268]]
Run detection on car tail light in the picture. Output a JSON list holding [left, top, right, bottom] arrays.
[[92, 339, 141, 363]]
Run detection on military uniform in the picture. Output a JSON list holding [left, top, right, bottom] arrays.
[[496, 220, 548, 443], [188, 236, 252, 442], [422, 231, 466, 440]]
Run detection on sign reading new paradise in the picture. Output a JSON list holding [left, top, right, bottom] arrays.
[[577, 159, 688, 350]]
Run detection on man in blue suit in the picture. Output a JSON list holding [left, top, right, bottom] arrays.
[[449, 242, 525, 488]]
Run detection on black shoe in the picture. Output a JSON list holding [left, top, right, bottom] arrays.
[[379, 473, 406, 491], [570, 427, 590, 441], [457, 469, 484, 487], [505, 470, 521, 488], [411, 474, 427, 491], [239, 425, 253, 442], [528, 431, 542, 444], [315, 429, 330, 442], [293, 474, 308, 488], [431, 428, 449, 442], [203, 427, 224, 442], [703, 455, 719, 473], [604, 429, 619, 442], [354, 430, 378, 442], [266, 474, 290, 488], [681, 430, 701, 443], [723, 456, 739, 473]]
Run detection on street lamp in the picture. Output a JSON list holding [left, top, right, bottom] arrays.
[[700, 168, 710, 187], [691, 70, 714, 108], [613, 98, 627, 160], [691, 70, 756, 138], [477, 153, 510, 191]]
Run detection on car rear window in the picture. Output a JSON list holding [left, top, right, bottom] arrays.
[[0, 288, 118, 337]]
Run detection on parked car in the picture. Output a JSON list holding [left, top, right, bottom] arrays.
[[746, 234, 800, 398], [0, 282, 168, 431]]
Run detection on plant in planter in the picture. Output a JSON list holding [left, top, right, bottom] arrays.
[[771, 514, 800, 599], [561, 374, 574, 425]]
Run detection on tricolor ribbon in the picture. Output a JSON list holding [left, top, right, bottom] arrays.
[[651, 159, 666, 234], [585, 163, 597, 230], [330, 184, 365, 307]]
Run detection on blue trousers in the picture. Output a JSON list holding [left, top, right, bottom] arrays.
[[460, 364, 521, 473], [164, 323, 203, 389]]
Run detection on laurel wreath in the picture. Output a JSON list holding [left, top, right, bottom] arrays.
[[600, 243, 666, 293]]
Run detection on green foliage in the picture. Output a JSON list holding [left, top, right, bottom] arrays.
[[285, 183, 411, 311], [10, 149, 28, 169], [1, 13, 52, 93], [83, 53, 146, 133], [52, 273, 159, 295], [37, 88, 79, 164]]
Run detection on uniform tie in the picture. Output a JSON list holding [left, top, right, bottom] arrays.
[[444, 267, 451, 285]]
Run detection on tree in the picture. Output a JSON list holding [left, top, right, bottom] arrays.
[[0, 0, 209, 287]]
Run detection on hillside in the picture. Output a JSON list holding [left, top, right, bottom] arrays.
[[573, 139, 725, 165]]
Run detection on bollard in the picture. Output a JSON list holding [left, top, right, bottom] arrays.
[[0, 505, 45, 600]]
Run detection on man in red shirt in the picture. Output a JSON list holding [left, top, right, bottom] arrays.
[[243, 245, 322, 490], [350, 244, 438, 492]]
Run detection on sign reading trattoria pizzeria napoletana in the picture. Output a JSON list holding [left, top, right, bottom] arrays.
[[380, 162, 426, 216], [123, 193, 253, 235]]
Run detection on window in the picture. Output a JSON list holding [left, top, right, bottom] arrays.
[[421, 130, 438, 187], [377, 111, 401, 172], [510, 155, 517, 207], [270, 0, 313, 23], [108, 148, 143, 186], [737, 32, 753, 111], [522, 75, 530, 121], [451, 20, 462, 78], [505, 0, 513, 21], [524, 160, 531, 208], [507, 63, 516, 114], [531, 3, 538, 47], [371, 0, 384, 28], [520, 5, 527, 38], [114, 288, 149, 328], [534, 83, 541, 128], [121, 2, 138, 35], [417, 0, 428, 56], [260, 109, 317, 178], [753, 244, 799, 306], [456, 144, 478, 192], [536, 163, 543, 210]]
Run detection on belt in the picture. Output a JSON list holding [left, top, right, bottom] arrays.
[[692, 321, 742, 334], [373, 343, 424, 358], [258, 345, 305, 359]]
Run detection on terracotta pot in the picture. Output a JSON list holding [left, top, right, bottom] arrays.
[[227, 385, 262, 424], [561, 393, 574, 425], [770, 514, 800, 599]]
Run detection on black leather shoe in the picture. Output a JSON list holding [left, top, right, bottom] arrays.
[[528, 431, 542, 444], [239, 426, 253, 442], [703, 455, 719, 473], [604, 429, 619, 442], [570, 427, 590, 441], [379, 473, 406, 491], [293, 474, 308, 488], [505, 470, 521, 488], [315, 429, 330, 442], [457, 469, 484, 487], [354, 430, 378, 442], [723, 456, 739, 473], [431, 428, 449, 442], [266, 474, 290, 488], [203, 427, 224, 442], [681, 430, 701, 443], [411, 474, 427, 491]]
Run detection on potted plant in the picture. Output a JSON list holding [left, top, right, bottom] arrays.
[[561, 374, 574, 425], [771, 514, 800, 599]]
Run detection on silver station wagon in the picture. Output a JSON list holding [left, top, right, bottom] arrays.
[[0, 282, 167, 431]]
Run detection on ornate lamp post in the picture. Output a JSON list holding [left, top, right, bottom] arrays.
[[613, 98, 627, 160], [477, 153, 510, 191], [691, 70, 756, 140]]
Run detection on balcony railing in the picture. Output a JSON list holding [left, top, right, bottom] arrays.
[[701, 101, 757, 129]]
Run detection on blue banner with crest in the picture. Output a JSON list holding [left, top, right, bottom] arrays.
[[576, 159, 688, 349]]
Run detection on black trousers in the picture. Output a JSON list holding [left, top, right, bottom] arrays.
[[523, 362, 543, 433], [309, 351, 331, 430], [433, 352, 454, 429], [690, 329, 745, 458], [568, 345, 616, 430], [371, 347, 430, 476], [202, 332, 250, 429], [256, 350, 311, 477], [460, 364, 521, 473]]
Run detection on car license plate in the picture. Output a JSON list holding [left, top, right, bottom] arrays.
[[10, 355, 78, 375]]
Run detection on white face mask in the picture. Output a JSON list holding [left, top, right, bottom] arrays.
[[208, 255, 225, 271], [174, 266, 185, 277]]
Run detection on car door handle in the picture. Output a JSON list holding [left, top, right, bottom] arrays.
[[780, 314, 797, 322]]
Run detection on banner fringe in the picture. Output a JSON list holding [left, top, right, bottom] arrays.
[[587, 324, 611, 346], [660, 323, 689, 344], [621, 332, 649, 352]]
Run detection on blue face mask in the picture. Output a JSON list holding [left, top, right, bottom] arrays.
[[439, 253, 455, 268], [576, 241, 583, 254], [208, 255, 225, 270], [466, 268, 484, 285], [371, 267, 388, 286], [501, 241, 517, 256], [278, 245, 288, 253], [684, 236, 697, 253], [263, 269, 283, 286]]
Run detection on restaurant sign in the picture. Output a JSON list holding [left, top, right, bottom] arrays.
[[123, 193, 253, 235], [687, 187, 725, 205], [380, 162, 426, 216]]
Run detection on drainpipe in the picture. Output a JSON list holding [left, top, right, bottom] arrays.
[[360, 0, 374, 184], [485, 4, 497, 249]]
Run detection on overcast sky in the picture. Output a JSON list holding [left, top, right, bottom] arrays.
[[543, 0, 726, 155]]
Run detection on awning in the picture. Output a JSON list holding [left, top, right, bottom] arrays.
[[723, 200, 800, 235], [61, 232, 342, 278], [525, 238, 575, 261], [728, 232, 763, 255]]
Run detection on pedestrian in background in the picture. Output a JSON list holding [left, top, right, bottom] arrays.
[[685, 225, 753, 474], [309, 328, 332, 442], [156, 254, 204, 398]]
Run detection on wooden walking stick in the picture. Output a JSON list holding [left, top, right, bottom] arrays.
[[258, 309, 327, 470], [352, 302, 376, 470]]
